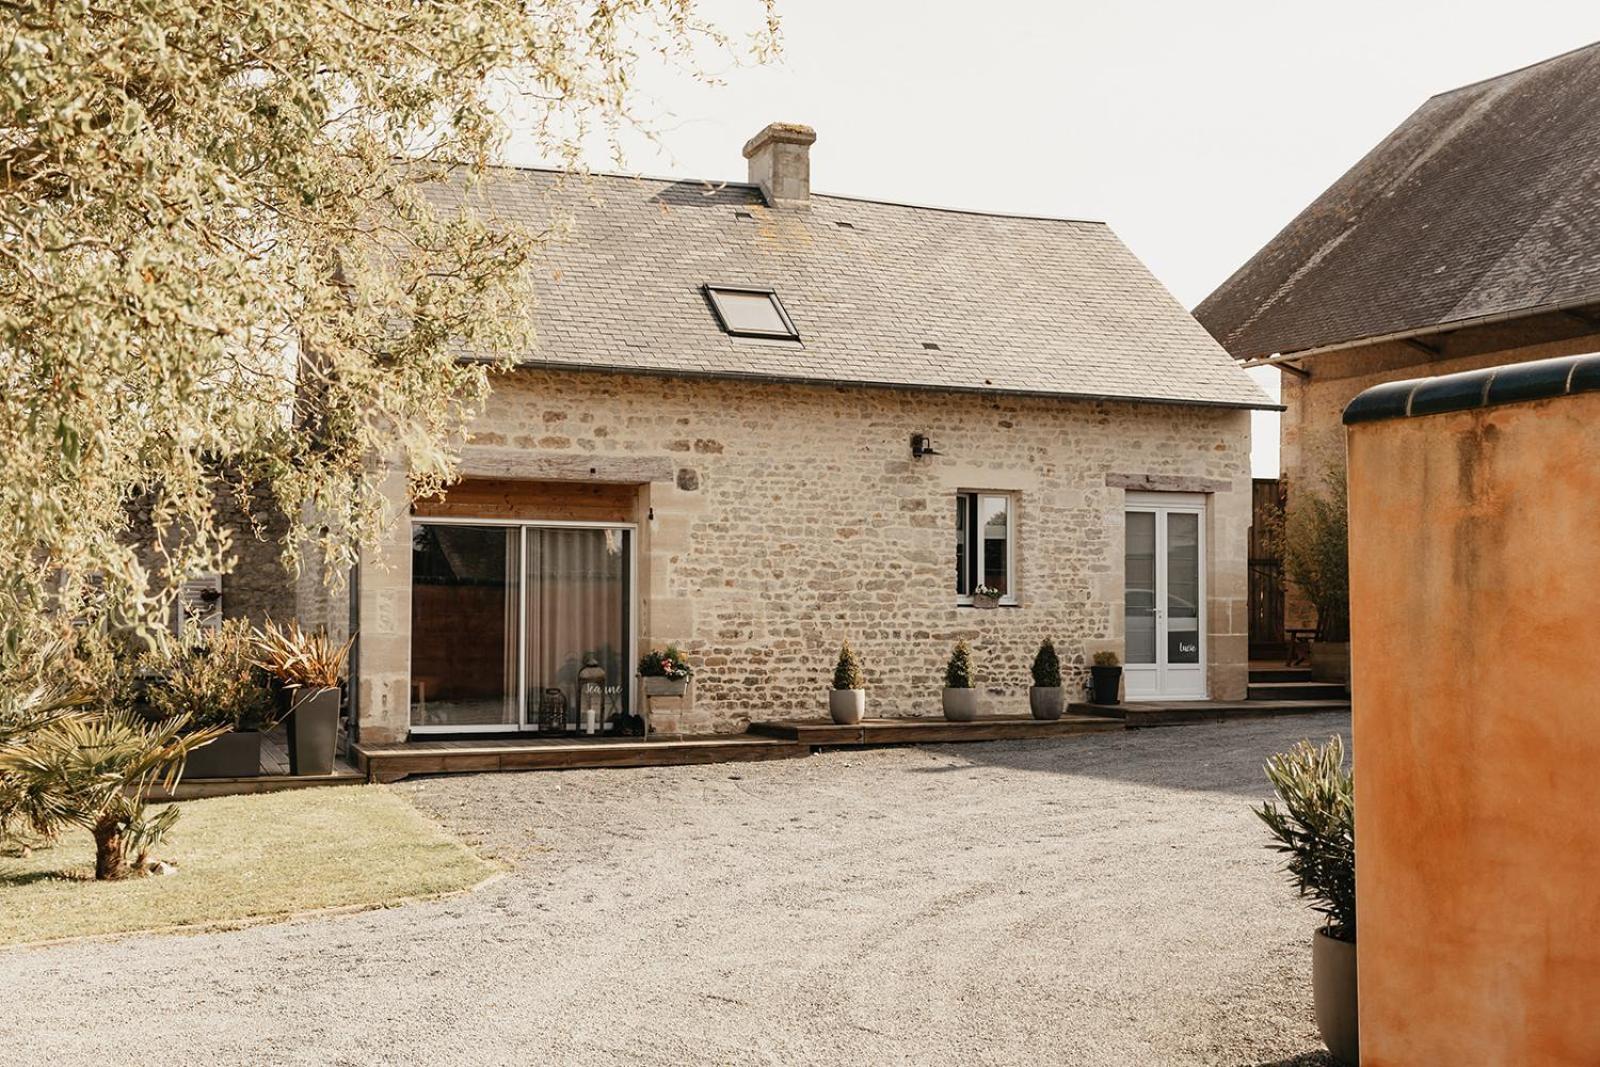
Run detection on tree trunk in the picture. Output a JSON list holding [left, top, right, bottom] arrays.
[[93, 820, 126, 881]]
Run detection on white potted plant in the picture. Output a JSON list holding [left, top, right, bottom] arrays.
[[971, 583, 1001, 609], [638, 645, 692, 698], [828, 641, 866, 725], [1255, 736, 1358, 1067], [941, 640, 979, 721], [1029, 638, 1064, 720]]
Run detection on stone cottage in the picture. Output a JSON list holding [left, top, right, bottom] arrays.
[[323, 123, 1271, 744]]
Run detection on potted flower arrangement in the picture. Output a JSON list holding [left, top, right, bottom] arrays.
[[1089, 650, 1122, 706], [1255, 736, 1358, 1067], [828, 641, 867, 725], [254, 620, 353, 776], [1029, 638, 1064, 720], [970, 584, 1002, 609], [941, 640, 979, 721], [638, 645, 692, 698], [145, 619, 278, 779]]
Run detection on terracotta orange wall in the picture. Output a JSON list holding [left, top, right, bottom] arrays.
[[1347, 391, 1600, 1066]]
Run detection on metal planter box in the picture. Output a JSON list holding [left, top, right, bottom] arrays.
[[184, 730, 263, 779], [287, 687, 341, 776]]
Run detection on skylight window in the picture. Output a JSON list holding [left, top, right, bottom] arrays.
[[703, 285, 799, 341]]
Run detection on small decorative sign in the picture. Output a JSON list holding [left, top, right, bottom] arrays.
[[1168, 631, 1200, 664]]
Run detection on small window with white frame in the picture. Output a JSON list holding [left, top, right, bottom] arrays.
[[955, 492, 1015, 604]]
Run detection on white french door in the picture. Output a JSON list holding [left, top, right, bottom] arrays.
[[1124, 493, 1207, 700]]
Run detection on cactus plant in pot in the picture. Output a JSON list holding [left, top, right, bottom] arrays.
[[1255, 736, 1358, 1067], [828, 641, 866, 725], [941, 641, 979, 721], [254, 621, 353, 776], [1029, 638, 1064, 720]]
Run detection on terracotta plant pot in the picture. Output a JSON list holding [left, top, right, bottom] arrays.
[[1029, 686, 1064, 720], [641, 676, 688, 698], [829, 688, 865, 725], [184, 730, 262, 779], [1313, 928, 1359, 1066], [1089, 665, 1122, 706], [288, 687, 340, 776], [942, 687, 978, 721]]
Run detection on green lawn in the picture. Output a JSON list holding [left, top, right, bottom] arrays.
[[0, 785, 493, 947]]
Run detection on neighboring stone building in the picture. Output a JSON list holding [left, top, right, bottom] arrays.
[[331, 123, 1271, 745], [1196, 41, 1600, 633], [1198, 41, 1600, 508]]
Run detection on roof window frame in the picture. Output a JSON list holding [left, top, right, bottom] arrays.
[[701, 284, 801, 342]]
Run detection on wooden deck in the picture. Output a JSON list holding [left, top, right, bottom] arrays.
[[1114, 698, 1351, 728], [748, 714, 1124, 745], [354, 733, 810, 783]]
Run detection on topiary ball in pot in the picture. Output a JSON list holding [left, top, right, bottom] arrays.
[[1029, 638, 1064, 720], [828, 641, 866, 725], [941, 640, 978, 722]]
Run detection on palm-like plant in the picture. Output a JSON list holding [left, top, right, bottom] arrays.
[[0, 708, 223, 879]]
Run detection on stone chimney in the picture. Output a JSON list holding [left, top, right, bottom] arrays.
[[742, 123, 816, 206]]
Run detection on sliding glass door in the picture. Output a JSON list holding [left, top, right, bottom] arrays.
[[410, 521, 634, 733]]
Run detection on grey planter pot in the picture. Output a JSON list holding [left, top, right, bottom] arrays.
[[1313, 929, 1359, 1067], [184, 730, 262, 779], [1310, 641, 1351, 687], [942, 687, 978, 721], [970, 594, 1000, 610], [1029, 686, 1064, 720], [641, 676, 688, 698], [829, 689, 865, 725], [288, 687, 340, 776]]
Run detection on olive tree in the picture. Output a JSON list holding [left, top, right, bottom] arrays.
[[0, 0, 779, 656]]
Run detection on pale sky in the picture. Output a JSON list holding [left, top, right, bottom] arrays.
[[504, 2, 1600, 477]]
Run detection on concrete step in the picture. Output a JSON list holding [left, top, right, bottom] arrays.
[[1249, 666, 1315, 684], [1248, 680, 1349, 701]]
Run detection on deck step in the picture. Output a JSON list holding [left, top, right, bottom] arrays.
[[354, 735, 809, 783], [748, 715, 1123, 746], [1248, 666, 1315, 684], [1123, 699, 1350, 728], [1249, 680, 1349, 701]]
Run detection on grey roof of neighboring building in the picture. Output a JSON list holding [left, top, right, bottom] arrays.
[[433, 168, 1273, 410], [1197, 41, 1600, 361]]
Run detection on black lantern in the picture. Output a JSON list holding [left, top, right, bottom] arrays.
[[538, 687, 568, 733]]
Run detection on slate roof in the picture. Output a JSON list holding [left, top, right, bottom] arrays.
[[434, 168, 1272, 409], [1196, 41, 1600, 360]]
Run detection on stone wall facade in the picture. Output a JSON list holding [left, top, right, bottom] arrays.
[[344, 367, 1253, 742]]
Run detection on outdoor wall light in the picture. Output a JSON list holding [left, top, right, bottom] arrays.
[[910, 433, 941, 459]]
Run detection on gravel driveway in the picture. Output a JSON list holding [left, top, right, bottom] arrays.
[[0, 714, 1346, 1066]]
